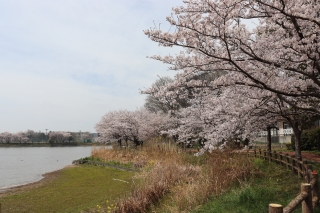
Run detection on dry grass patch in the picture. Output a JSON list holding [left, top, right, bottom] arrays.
[[168, 153, 257, 212], [115, 161, 201, 213], [91, 143, 257, 213]]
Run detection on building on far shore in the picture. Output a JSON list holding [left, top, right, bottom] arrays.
[[253, 119, 320, 144]]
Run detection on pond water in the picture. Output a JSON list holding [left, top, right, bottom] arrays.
[[0, 146, 106, 191]]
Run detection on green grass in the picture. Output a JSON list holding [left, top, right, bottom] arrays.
[[103, 160, 134, 169], [192, 158, 320, 213], [0, 165, 134, 213], [80, 156, 136, 170]]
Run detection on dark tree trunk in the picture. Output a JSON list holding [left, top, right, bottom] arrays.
[[292, 121, 302, 160], [172, 135, 179, 142], [318, 132, 320, 151], [133, 138, 142, 147], [267, 126, 272, 152]]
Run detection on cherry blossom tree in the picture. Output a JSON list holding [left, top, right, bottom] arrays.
[[144, 76, 190, 114], [144, 0, 319, 158], [95, 108, 169, 146], [145, 0, 319, 110], [80, 132, 91, 142], [146, 68, 319, 158], [96, 110, 133, 146], [0, 132, 13, 143], [12, 132, 30, 143], [144, 76, 175, 113], [95, 109, 143, 146], [139, 110, 170, 141], [95, 110, 125, 145], [48, 132, 72, 143], [158, 84, 276, 148]]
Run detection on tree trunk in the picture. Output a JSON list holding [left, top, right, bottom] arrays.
[[318, 131, 320, 151], [133, 138, 142, 147], [267, 126, 272, 152], [292, 121, 302, 160], [172, 135, 179, 142]]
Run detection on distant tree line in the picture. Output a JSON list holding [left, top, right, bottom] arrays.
[[0, 130, 96, 144]]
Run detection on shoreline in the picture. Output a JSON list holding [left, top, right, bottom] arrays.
[[0, 165, 77, 198], [0, 142, 104, 147]]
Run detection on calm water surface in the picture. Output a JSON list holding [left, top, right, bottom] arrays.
[[0, 146, 106, 191]]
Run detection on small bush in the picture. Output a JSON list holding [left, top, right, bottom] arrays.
[[285, 142, 292, 150]]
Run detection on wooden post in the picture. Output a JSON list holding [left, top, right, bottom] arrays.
[[311, 173, 319, 209], [269, 203, 283, 213], [254, 149, 257, 158], [264, 150, 267, 160], [291, 157, 296, 173], [267, 151, 271, 162], [279, 152, 283, 166], [299, 161, 304, 178], [286, 154, 290, 169], [305, 165, 313, 183], [284, 187, 309, 213], [301, 183, 313, 213], [274, 151, 278, 164], [259, 149, 262, 159]]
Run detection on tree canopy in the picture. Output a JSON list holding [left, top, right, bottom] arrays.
[[96, 0, 319, 158]]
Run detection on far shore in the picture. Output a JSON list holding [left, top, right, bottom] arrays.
[[0, 142, 106, 147], [0, 165, 77, 198]]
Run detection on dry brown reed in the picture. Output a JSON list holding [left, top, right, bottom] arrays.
[[91, 141, 182, 167], [115, 161, 201, 213], [91, 142, 256, 213], [169, 152, 256, 212]]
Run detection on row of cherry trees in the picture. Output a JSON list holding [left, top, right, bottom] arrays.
[[96, 0, 319, 158], [0, 130, 80, 143], [0, 131, 30, 143], [142, 0, 320, 159]]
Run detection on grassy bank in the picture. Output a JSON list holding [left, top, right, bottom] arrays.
[[92, 145, 320, 213], [1, 143, 319, 213], [0, 166, 133, 213], [192, 158, 318, 213], [92, 145, 257, 212]]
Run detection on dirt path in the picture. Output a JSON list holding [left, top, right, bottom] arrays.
[[281, 151, 320, 163]]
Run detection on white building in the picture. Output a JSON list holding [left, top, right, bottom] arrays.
[[254, 119, 320, 144], [254, 120, 293, 144]]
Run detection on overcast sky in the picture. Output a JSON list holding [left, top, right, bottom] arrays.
[[0, 0, 185, 133]]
